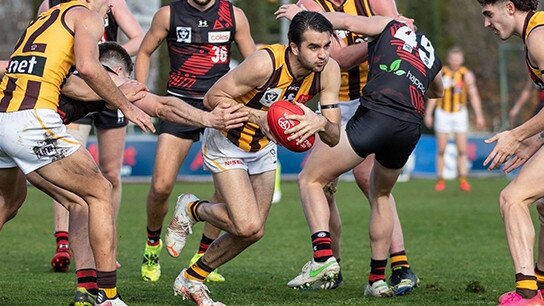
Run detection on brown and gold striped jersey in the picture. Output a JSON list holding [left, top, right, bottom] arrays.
[[225, 44, 321, 152], [315, 0, 372, 101], [0, 1, 83, 112], [436, 66, 468, 113], [523, 11, 544, 89]]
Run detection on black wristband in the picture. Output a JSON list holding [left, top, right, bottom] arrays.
[[320, 104, 339, 110]]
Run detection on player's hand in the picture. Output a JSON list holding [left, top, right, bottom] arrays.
[[395, 15, 416, 31], [502, 135, 541, 173], [119, 102, 156, 133], [483, 130, 520, 170], [284, 102, 323, 144], [274, 3, 303, 21], [119, 80, 148, 102], [206, 102, 249, 130]]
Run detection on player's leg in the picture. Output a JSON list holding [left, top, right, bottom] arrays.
[[0, 167, 27, 231], [497, 148, 544, 304], [433, 108, 451, 192], [454, 132, 470, 191], [289, 129, 361, 290], [453, 108, 470, 192], [434, 132, 449, 191], [188, 190, 225, 283], [27, 146, 121, 301], [365, 160, 402, 297], [141, 132, 192, 282], [353, 155, 418, 295], [535, 199, 544, 294], [172, 140, 276, 305], [50, 123, 91, 272], [96, 126, 126, 218]]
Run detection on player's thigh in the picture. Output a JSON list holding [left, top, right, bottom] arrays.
[[96, 126, 126, 173], [0, 167, 27, 220], [505, 148, 544, 203], [152, 133, 195, 182], [28, 147, 111, 201], [435, 132, 449, 152], [213, 169, 263, 227], [301, 128, 360, 185], [249, 170, 276, 219], [26, 169, 86, 210], [454, 132, 468, 153]]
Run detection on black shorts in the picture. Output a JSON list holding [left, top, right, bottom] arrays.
[[158, 95, 207, 141], [75, 108, 128, 129], [346, 106, 420, 169]]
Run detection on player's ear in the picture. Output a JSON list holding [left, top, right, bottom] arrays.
[[290, 42, 300, 56]]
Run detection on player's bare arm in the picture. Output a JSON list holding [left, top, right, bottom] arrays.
[[464, 69, 486, 129], [286, 58, 341, 147], [426, 71, 444, 99], [502, 132, 544, 173], [63, 73, 147, 103], [204, 49, 273, 126], [233, 6, 256, 58], [135, 6, 170, 83], [69, 7, 154, 133], [110, 0, 144, 56]]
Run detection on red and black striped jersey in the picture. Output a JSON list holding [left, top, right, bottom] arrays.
[[166, 0, 236, 99], [362, 21, 442, 123]]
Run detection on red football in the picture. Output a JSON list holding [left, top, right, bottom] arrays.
[[267, 100, 315, 152]]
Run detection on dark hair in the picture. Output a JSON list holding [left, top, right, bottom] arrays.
[[288, 11, 334, 47], [98, 42, 133, 74], [476, 0, 539, 11]]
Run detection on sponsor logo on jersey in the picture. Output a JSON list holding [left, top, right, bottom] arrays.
[[198, 20, 208, 28], [7, 55, 46, 77], [208, 31, 231, 43], [176, 27, 192, 43], [296, 94, 313, 104], [260, 88, 282, 107]]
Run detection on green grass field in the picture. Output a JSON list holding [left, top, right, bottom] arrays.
[[0, 178, 532, 305]]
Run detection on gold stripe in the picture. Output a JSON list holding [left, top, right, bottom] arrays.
[[391, 255, 408, 263], [34, 110, 79, 145], [517, 279, 538, 290]]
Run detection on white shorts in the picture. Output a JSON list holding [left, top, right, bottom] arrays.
[[0, 109, 80, 174], [339, 99, 359, 125], [434, 107, 468, 134], [202, 128, 277, 175], [318, 99, 359, 125]]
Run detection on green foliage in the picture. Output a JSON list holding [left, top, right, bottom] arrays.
[[0, 179, 531, 305]]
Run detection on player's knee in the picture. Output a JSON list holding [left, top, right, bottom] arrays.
[[150, 182, 175, 201], [101, 168, 121, 188], [234, 220, 263, 240], [498, 188, 526, 214]]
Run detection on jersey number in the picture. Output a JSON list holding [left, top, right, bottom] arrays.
[[211, 46, 228, 63], [394, 26, 435, 69], [14, 9, 60, 54]]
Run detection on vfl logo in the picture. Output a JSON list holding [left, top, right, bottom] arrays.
[[176, 27, 191, 43], [33, 135, 68, 161], [260, 88, 281, 107]]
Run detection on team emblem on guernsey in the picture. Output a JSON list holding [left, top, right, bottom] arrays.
[[176, 27, 191, 43], [260, 88, 282, 107]]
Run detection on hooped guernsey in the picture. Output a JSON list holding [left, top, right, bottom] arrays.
[[0, 1, 84, 112], [434, 65, 469, 113], [225, 44, 321, 153], [315, 0, 373, 101]]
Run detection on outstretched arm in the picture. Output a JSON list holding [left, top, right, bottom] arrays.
[[135, 6, 169, 84], [110, 0, 145, 56]]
